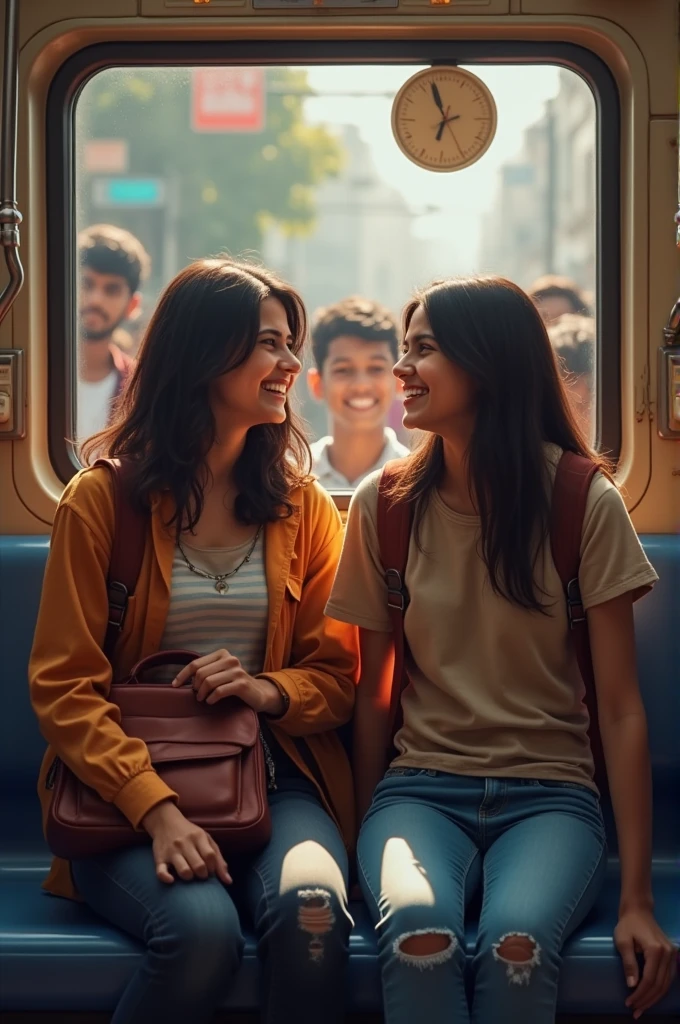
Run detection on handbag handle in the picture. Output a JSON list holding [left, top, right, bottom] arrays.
[[126, 650, 199, 685]]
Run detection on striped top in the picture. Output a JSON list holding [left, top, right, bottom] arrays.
[[160, 530, 268, 674]]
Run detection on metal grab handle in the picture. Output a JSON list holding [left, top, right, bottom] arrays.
[[0, 0, 23, 327]]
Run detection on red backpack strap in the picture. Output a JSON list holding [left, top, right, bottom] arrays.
[[376, 460, 414, 753], [93, 458, 147, 664], [550, 450, 607, 796]]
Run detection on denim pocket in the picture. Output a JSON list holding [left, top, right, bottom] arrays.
[[532, 779, 596, 795]]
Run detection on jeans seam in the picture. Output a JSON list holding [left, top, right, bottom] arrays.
[[552, 838, 607, 945], [458, 845, 480, 950], [483, 785, 509, 820], [534, 780, 595, 794], [356, 845, 382, 920], [251, 862, 275, 940]]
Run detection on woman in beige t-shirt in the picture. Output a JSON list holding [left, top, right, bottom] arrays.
[[326, 276, 676, 1023]]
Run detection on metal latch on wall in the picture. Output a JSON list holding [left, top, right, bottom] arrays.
[[0, 349, 24, 438], [657, 155, 680, 439], [658, 299, 680, 439]]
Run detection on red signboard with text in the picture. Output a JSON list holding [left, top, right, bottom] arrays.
[[191, 68, 266, 133]]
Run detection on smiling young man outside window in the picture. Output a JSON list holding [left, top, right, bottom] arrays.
[[77, 224, 151, 442], [308, 296, 409, 490]]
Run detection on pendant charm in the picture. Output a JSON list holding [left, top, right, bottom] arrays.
[[215, 580, 229, 595]]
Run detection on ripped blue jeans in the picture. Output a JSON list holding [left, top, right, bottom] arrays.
[[72, 782, 351, 1024], [357, 769, 607, 1024]]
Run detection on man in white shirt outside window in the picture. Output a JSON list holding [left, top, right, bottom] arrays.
[[308, 296, 409, 490], [77, 224, 151, 442]]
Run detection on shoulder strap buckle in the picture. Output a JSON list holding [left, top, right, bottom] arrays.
[[385, 568, 406, 612], [565, 577, 586, 628], [107, 580, 130, 631]]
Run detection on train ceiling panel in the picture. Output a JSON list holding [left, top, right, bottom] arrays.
[[519, 0, 676, 115]]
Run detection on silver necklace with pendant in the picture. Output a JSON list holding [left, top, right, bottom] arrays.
[[177, 525, 263, 595]]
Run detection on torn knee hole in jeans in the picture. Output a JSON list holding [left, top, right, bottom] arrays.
[[297, 888, 335, 964], [393, 929, 457, 970], [492, 932, 542, 985]]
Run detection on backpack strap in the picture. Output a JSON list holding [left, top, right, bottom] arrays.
[[550, 450, 607, 796], [93, 458, 147, 664], [376, 460, 414, 754]]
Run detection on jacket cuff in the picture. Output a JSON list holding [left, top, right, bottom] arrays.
[[258, 671, 303, 727], [113, 769, 178, 829]]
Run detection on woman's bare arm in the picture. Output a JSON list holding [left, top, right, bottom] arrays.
[[588, 592, 676, 1017]]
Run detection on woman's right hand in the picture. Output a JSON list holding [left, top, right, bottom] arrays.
[[141, 800, 232, 886]]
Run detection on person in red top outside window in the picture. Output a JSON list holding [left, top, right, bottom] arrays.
[[76, 224, 151, 442]]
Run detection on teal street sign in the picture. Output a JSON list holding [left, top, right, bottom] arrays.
[[92, 177, 166, 208]]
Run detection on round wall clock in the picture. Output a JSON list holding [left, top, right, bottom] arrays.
[[391, 66, 498, 172]]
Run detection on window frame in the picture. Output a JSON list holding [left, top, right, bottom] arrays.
[[47, 39, 621, 492]]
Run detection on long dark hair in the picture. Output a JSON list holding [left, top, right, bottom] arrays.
[[82, 257, 311, 530], [389, 275, 611, 612]]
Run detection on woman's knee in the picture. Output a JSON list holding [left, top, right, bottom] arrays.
[[376, 906, 462, 972], [266, 885, 352, 966], [477, 925, 552, 987], [150, 880, 244, 979]]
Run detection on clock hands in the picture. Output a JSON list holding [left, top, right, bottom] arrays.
[[431, 82, 447, 118], [436, 111, 466, 158], [430, 82, 461, 142], [436, 113, 460, 142], [393, 67, 496, 170]]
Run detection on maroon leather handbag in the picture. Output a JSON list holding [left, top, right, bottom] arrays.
[[44, 460, 271, 860]]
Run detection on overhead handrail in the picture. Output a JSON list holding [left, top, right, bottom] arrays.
[[0, 0, 23, 327]]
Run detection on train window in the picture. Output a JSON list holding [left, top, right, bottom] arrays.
[[49, 43, 617, 493]]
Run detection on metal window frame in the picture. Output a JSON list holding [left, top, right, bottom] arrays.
[[46, 39, 621, 490]]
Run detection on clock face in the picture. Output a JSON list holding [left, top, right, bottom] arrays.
[[391, 67, 497, 172]]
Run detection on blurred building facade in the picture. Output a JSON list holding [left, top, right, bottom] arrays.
[[479, 69, 596, 296], [264, 124, 434, 437], [264, 124, 429, 320]]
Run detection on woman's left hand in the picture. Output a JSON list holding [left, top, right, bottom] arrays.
[[172, 648, 286, 716], [615, 907, 677, 1018]]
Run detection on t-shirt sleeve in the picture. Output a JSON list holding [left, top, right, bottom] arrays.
[[578, 473, 659, 610], [325, 472, 393, 632]]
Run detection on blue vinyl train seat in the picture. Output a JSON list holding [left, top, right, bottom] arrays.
[[0, 534, 678, 1014]]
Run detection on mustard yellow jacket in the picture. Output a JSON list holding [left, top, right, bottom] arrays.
[[29, 466, 358, 900]]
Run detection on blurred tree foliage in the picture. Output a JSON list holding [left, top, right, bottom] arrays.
[[77, 67, 343, 264]]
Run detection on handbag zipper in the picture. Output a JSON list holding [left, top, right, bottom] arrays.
[[259, 730, 277, 792]]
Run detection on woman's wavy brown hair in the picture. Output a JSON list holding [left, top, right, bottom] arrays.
[[81, 257, 311, 531], [388, 275, 612, 612]]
